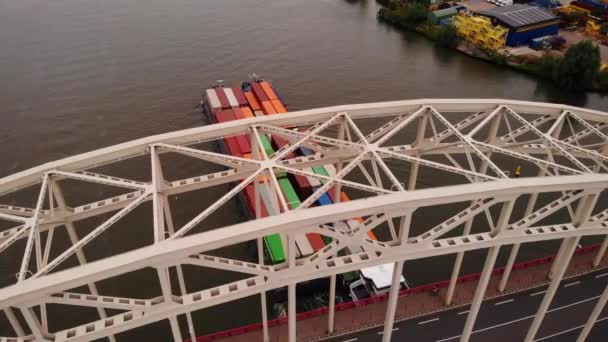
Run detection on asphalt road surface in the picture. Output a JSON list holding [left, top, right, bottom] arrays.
[[323, 269, 608, 342]]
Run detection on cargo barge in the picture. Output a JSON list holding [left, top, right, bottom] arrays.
[[200, 76, 409, 313]]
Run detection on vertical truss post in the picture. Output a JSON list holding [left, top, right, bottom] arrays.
[[5, 307, 25, 337], [329, 119, 346, 335], [408, 112, 428, 191], [445, 218, 473, 305], [157, 267, 183, 342], [20, 307, 48, 341], [381, 260, 405, 342], [252, 130, 270, 342], [577, 283, 608, 342], [382, 212, 413, 342], [460, 200, 515, 342], [500, 114, 567, 291], [328, 274, 336, 334], [288, 234, 297, 342], [446, 109, 499, 302], [50, 180, 118, 342], [18, 174, 48, 282], [498, 192, 538, 291], [593, 235, 608, 267], [163, 198, 196, 342], [524, 193, 599, 342], [524, 237, 578, 342], [151, 145, 183, 342]]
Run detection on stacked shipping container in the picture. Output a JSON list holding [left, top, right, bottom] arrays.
[[204, 82, 378, 268]]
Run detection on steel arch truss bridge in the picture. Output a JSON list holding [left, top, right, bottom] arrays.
[[0, 99, 608, 342]]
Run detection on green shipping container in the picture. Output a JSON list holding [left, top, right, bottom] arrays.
[[278, 177, 301, 210], [427, 7, 457, 25], [258, 185, 286, 264], [259, 135, 274, 157]]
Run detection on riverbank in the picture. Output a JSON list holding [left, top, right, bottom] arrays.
[[376, 0, 608, 93]]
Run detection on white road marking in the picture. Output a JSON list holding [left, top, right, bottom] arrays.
[[342, 339, 358, 342], [595, 273, 608, 279], [418, 318, 440, 325], [376, 328, 398, 335], [435, 295, 602, 342], [494, 299, 514, 306], [457, 310, 469, 315], [530, 290, 546, 297], [564, 281, 581, 288], [533, 316, 608, 341]]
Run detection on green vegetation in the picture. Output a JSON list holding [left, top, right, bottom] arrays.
[[598, 71, 608, 89], [376, 0, 607, 92], [553, 40, 601, 90], [521, 40, 603, 91], [536, 54, 560, 80], [435, 24, 460, 49], [378, 3, 429, 29]]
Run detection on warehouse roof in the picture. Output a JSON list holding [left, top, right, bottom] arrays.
[[477, 4, 558, 29]]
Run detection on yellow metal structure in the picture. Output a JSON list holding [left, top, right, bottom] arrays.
[[453, 14, 508, 51], [586, 20, 601, 36]]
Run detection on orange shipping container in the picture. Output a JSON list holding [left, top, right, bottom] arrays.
[[260, 81, 278, 100], [261, 101, 277, 115], [271, 99, 287, 113], [240, 106, 255, 118], [244, 92, 261, 111]]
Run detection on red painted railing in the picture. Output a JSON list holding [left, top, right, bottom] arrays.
[[190, 243, 602, 341]]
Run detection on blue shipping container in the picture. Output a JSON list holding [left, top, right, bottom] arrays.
[[507, 24, 558, 46]]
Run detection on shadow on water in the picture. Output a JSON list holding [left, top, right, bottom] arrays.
[[344, 0, 369, 6], [432, 44, 459, 66], [533, 81, 589, 108]]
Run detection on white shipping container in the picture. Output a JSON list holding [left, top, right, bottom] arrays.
[[325, 164, 337, 177], [223, 87, 240, 108], [304, 168, 322, 187], [258, 184, 299, 257], [295, 234, 314, 256], [205, 89, 222, 111]]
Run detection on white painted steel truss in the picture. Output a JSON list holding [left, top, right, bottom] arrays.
[[0, 99, 607, 342]]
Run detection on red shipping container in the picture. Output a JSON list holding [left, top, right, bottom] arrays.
[[306, 233, 326, 252], [235, 134, 252, 154], [214, 109, 237, 123], [244, 185, 269, 218], [224, 137, 242, 156], [328, 186, 339, 203], [214, 87, 231, 109], [261, 101, 277, 115], [291, 174, 313, 198], [271, 136, 296, 158], [231, 87, 248, 107], [244, 92, 262, 111], [252, 83, 269, 102], [229, 109, 252, 153]]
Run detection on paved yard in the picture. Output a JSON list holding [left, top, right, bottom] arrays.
[[560, 29, 608, 63]]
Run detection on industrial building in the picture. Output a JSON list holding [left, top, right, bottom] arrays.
[[476, 4, 559, 46]]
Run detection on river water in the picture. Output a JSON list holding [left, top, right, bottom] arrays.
[[0, 0, 606, 339]]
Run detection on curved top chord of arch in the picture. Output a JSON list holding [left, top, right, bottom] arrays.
[[0, 99, 607, 341]]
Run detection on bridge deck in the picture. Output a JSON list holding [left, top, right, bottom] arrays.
[[213, 247, 608, 342]]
